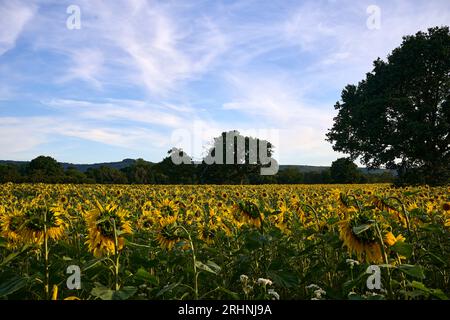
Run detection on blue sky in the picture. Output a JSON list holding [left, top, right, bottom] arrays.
[[0, 0, 449, 165]]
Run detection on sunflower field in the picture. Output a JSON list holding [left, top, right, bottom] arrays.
[[0, 183, 449, 300]]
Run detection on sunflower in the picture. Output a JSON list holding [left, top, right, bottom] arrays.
[[217, 217, 233, 237], [0, 209, 24, 249], [443, 202, 450, 211], [158, 198, 179, 217], [233, 201, 263, 228], [339, 213, 383, 263], [137, 210, 158, 231], [383, 231, 405, 246], [197, 222, 218, 244], [274, 213, 291, 234], [20, 205, 67, 245], [156, 215, 184, 250], [85, 201, 132, 257], [59, 195, 68, 205], [138, 201, 159, 231], [372, 196, 407, 227]]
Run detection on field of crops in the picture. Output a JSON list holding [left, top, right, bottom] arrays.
[[0, 183, 449, 300]]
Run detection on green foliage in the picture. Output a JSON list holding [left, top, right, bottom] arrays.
[[326, 26, 450, 185], [28, 156, 64, 183], [330, 158, 363, 183]]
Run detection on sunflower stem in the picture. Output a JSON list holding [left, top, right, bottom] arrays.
[[374, 223, 393, 299], [179, 225, 199, 300], [386, 197, 412, 238], [112, 218, 120, 291], [259, 214, 267, 275], [301, 203, 320, 231], [43, 207, 50, 300], [386, 196, 417, 262]]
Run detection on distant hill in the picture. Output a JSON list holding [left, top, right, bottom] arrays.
[[0, 158, 139, 172], [279, 165, 395, 175], [1, 159, 394, 174]]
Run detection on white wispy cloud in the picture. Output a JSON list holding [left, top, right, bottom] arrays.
[[0, 1, 35, 56], [1, 0, 449, 164], [43, 98, 187, 128], [58, 49, 104, 89], [29, 0, 228, 96], [0, 114, 170, 160]]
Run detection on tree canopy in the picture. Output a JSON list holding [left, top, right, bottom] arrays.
[[326, 26, 450, 185], [330, 158, 363, 184]]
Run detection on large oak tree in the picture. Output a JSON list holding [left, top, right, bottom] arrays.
[[326, 26, 450, 185]]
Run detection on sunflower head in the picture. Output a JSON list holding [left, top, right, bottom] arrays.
[[156, 215, 185, 250], [339, 211, 383, 263], [234, 201, 262, 228], [85, 202, 132, 257], [158, 199, 179, 216], [0, 209, 25, 249], [443, 202, 450, 211], [20, 205, 66, 244], [198, 222, 218, 244], [137, 211, 156, 231], [59, 195, 68, 205]]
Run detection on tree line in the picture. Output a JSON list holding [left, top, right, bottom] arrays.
[[0, 154, 394, 185]]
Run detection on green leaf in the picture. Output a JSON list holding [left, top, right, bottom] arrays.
[[398, 265, 425, 279], [400, 289, 426, 299], [424, 252, 446, 267], [267, 270, 298, 288], [410, 281, 428, 291], [0, 244, 30, 266], [430, 289, 448, 300], [409, 281, 448, 300], [352, 224, 372, 235], [403, 190, 420, 197], [82, 257, 107, 271], [0, 276, 28, 297], [91, 283, 137, 300], [91, 283, 114, 300], [391, 241, 413, 258], [420, 223, 442, 233], [206, 260, 221, 274], [218, 287, 240, 300], [114, 286, 137, 300], [135, 268, 159, 285], [348, 293, 364, 300], [195, 261, 217, 274], [156, 281, 181, 298]]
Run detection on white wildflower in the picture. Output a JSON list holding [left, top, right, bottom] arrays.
[[346, 259, 360, 268], [306, 284, 320, 290], [313, 288, 326, 299], [268, 289, 280, 300], [257, 278, 273, 286], [240, 274, 249, 283], [348, 291, 357, 297]]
